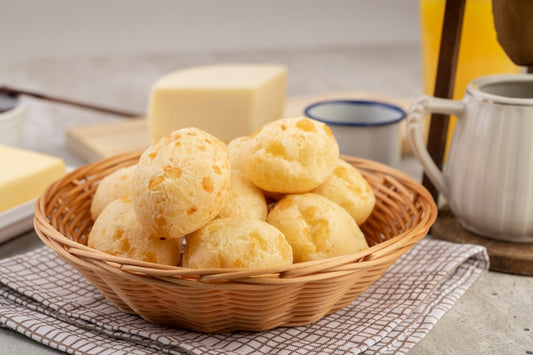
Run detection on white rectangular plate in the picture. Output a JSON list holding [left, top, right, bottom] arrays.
[[0, 199, 36, 244]]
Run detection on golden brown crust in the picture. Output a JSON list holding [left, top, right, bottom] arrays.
[[218, 169, 268, 220], [312, 159, 376, 225], [267, 193, 369, 262], [90, 164, 137, 220], [183, 217, 293, 269], [227, 136, 252, 172], [88, 197, 181, 265], [132, 127, 231, 239], [243, 117, 339, 193]]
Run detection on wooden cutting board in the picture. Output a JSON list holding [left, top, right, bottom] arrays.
[[432, 206, 533, 275], [66, 91, 412, 163]]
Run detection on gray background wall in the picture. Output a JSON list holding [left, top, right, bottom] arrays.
[[1, 0, 421, 59]]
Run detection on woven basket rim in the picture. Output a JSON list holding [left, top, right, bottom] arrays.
[[34, 153, 437, 284]]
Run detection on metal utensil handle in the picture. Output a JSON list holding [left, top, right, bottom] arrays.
[[0, 85, 143, 118]]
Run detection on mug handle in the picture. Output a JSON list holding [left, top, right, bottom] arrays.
[[406, 95, 465, 200]]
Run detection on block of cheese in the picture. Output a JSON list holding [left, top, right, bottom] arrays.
[[147, 64, 287, 142], [0, 145, 66, 212]]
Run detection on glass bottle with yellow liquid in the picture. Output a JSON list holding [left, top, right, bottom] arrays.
[[419, 0, 522, 159]]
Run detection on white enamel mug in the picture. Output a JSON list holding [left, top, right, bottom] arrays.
[[304, 100, 406, 167], [407, 74, 533, 243]]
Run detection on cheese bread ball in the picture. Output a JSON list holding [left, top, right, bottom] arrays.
[[132, 127, 231, 239], [183, 217, 293, 269], [312, 159, 376, 225], [267, 193, 369, 262], [88, 197, 181, 265], [218, 169, 268, 220], [227, 136, 251, 172], [243, 117, 339, 193], [90, 164, 137, 220]]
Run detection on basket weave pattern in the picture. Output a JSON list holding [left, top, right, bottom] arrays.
[[34, 152, 437, 333]]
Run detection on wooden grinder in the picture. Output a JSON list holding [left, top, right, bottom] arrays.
[[428, 0, 533, 275]]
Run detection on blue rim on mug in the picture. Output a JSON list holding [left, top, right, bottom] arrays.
[[304, 100, 406, 127]]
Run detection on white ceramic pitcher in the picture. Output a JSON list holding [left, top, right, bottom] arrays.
[[407, 74, 533, 243]]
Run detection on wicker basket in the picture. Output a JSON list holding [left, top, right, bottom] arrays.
[[34, 152, 437, 333]]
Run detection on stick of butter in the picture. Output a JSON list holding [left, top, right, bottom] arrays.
[[0, 145, 66, 212], [148, 64, 288, 142]]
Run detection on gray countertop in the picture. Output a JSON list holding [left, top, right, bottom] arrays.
[[1, 44, 531, 354]]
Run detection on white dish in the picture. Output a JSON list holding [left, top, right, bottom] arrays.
[[0, 198, 36, 244]]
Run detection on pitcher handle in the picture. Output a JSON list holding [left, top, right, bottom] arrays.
[[406, 95, 465, 200]]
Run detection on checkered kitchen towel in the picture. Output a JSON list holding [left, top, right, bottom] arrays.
[[0, 237, 488, 355]]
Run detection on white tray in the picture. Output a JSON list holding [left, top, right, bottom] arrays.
[[0, 199, 36, 244]]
